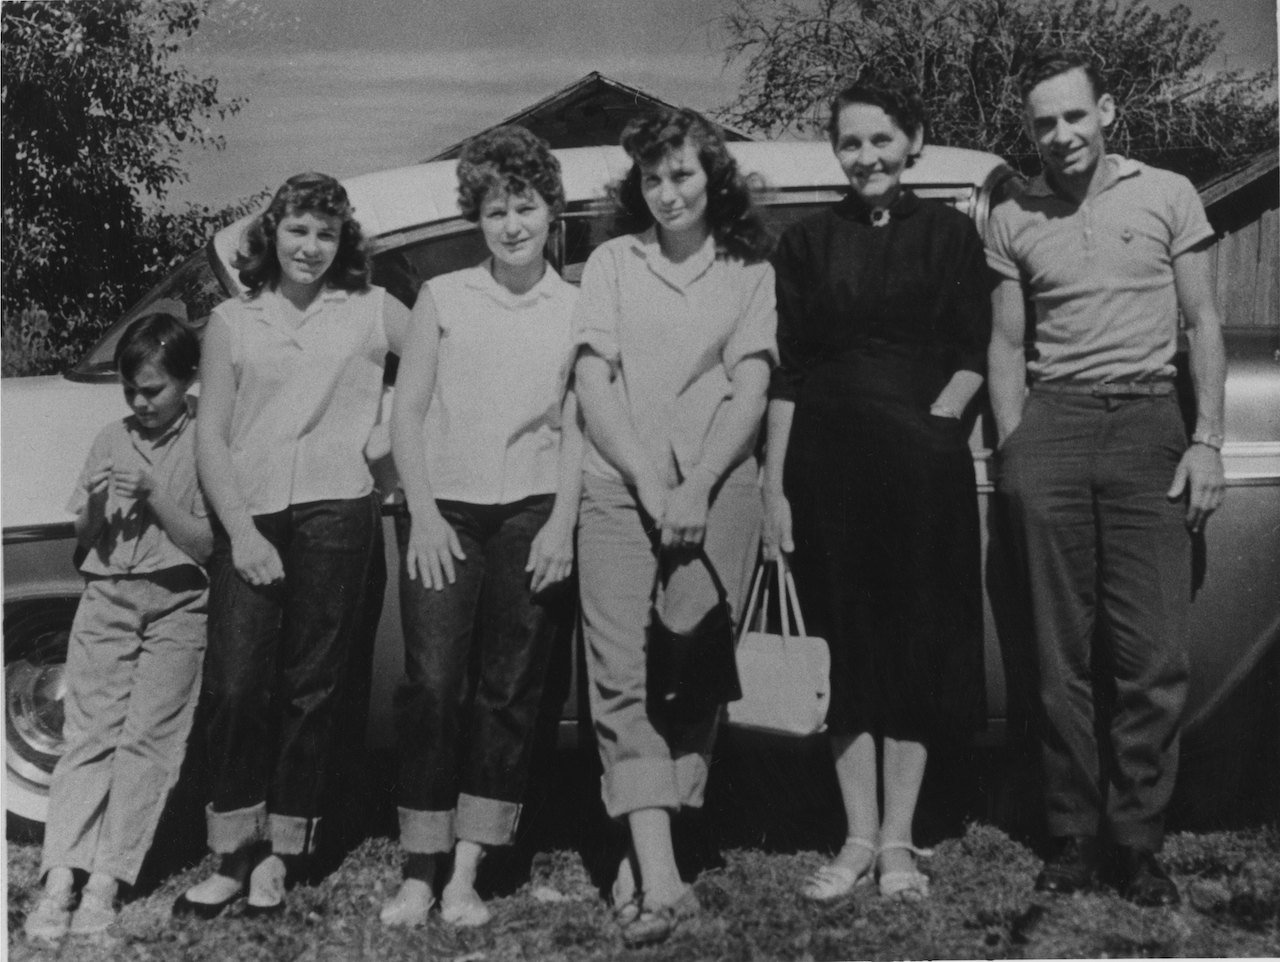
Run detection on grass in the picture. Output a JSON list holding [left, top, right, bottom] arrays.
[[8, 820, 1280, 960]]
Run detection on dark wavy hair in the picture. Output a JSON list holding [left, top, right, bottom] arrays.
[[826, 79, 928, 160], [613, 107, 772, 263], [1018, 49, 1108, 101], [234, 172, 370, 295], [114, 311, 200, 385], [456, 125, 566, 221]]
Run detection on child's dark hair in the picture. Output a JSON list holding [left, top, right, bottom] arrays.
[[1019, 49, 1108, 101], [456, 125, 565, 221], [235, 172, 370, 295], [114, 312, 200, 384], [613, 107, 772, 263]]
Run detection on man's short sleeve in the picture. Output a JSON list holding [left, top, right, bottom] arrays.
[[571, 246, 622, 368], [723, 262, 779, 372], [1167, 172, 1215, 258], [984, 201, 1023, 281]]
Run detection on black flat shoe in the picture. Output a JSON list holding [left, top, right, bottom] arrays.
[[172, 888, 244, 920], [1115, 846, 1180, 907], [1034, 835, 1100, 895], [243, 900, 286, 919]]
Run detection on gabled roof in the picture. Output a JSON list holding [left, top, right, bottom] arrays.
[[425, 71, 755, 162], [1198, 149, 1280, 208]]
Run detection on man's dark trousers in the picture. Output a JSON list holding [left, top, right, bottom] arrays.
[[998, 388, 1190, 850]]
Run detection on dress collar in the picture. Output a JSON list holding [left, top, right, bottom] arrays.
[[463, 259, 565, 306], [837, 188, 921, 227], [629, 227, 717, 290]]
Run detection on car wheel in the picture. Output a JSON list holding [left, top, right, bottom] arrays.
[[5, 598, 78, 838]]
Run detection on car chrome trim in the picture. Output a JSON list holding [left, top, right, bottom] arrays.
[[3, 523, 76, 545]]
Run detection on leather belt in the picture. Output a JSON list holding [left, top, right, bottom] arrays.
[[1030, 380, 1175, 397]]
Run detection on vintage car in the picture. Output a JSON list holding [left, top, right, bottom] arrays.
[[5, 141, 1278, 831]]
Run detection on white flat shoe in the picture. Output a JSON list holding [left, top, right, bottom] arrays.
[[877, 841, 933, 900], [440, 885, 491, 927], [379, 879, 435, 928], [802, 836, 877, 901]]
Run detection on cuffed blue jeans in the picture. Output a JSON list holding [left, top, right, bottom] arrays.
[[577, 460, 762, 820], [997, 391, 1190, 850], [393, 496, 566, 854], [203, 495, 378, 856]]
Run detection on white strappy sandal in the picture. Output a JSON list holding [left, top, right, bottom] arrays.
[[877, 841, 933, 900], [801, 836, 878, 901]]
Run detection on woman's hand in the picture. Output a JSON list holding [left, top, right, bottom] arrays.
[[404, 507, 466, 590], [231, 528, 285, 586], [635, 472, 670, 529], [661, 473, 713, 550], [526, 510, 575, 594], [762, 485, 794, 560]]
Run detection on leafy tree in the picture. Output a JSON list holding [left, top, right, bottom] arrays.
[[720, 0, 1277, 182], [1, 0, 248, 375]]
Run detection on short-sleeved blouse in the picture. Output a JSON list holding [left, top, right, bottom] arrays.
[[213, 286, 389, 515], [573, 228, 778, 484], [417, 263, 578, 504], [770, 191, 990, 405]]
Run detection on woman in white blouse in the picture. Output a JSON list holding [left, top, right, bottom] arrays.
[[380, 126, 583, 929]]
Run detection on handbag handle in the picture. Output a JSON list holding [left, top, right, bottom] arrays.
[[738, 556, 809, 643]]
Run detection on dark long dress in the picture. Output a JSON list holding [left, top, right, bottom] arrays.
[[770, 190, 990, 740]]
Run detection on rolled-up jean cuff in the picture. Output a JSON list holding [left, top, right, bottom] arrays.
[[602, 757, 681, 819], [206, 802, 266, 854], [397, 807, 455, 854], [269, 813, 321, 856], [674, 752, 710, 809], [456, 793, 522, 847]]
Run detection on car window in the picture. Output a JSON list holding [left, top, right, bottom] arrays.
[[71, 244, 230, 382]]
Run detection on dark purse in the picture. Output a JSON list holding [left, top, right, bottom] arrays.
[[645, 548, 743, 724]]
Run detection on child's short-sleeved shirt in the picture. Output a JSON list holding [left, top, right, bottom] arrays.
[[213, 286, 389, 515], [417, 263, 578, 504], [985, 156, 1214, 383], [572, 229, 777, 484], [68, 403, 207, 575]]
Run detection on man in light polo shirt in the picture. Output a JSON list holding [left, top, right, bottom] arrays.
[[986, 50, 1226, 906]]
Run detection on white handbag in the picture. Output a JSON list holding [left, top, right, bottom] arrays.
[[726, 557, 830, 736]]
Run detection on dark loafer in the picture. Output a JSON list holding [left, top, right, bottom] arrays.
[[1034, 836, 1100, 895], [1115, 846, 1180, 907], [172, 887, 244, 920]]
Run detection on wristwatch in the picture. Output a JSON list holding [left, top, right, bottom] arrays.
[[1190, 431, 1224, 451]]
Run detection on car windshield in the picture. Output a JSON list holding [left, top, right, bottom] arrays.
[[70, 244, 230, 382]]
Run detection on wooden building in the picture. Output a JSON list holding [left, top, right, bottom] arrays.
[[1199, 150, 1280, 329], [424, 71, 754, 162]]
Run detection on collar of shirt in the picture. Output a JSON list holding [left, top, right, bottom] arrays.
[[628, 227, 717, 292], [836, 187, 921, 223], [1027, 154, 1142, 201], [124, 399, 193, 462], [463, 259, 566, 308], [242, 286, 353, 341]]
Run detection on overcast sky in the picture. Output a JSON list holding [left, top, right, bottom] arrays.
[[168, 0, 1278, 210]]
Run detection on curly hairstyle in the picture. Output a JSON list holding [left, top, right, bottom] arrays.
[[826, 78, 928, 159], [114, 311, 200, 385], [455, 125, 565, 221], [1018, 49, 1108, 101], [234, 172, 370, 295], [613, 107, 772, 263]]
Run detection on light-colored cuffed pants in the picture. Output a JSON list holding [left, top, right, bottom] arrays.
[[577, 461, 761, 819], [40, 568, 207, 885]]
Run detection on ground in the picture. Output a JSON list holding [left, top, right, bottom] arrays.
[[8, 821, 1280, 961]]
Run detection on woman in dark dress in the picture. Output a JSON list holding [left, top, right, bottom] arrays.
[[762, 80, 989, 901]]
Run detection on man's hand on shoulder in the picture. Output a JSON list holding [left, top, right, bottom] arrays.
[[1167, 442, 1225, 533]]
